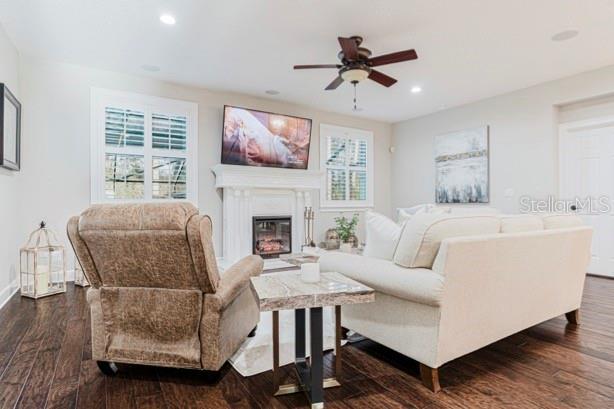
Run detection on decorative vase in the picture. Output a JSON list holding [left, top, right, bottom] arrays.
[[348, 234, 359, 248], [325, 228, 340, 249], [340, 242, 353, 253]]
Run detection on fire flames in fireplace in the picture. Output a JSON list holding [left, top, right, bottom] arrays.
[[252, 216, 291, 258]]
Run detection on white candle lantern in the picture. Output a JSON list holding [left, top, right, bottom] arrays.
[[74, 258, 89, 287], [20, 221, 66, 299]]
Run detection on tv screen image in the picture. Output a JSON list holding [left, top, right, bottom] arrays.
[[221, 106, 312, 169]]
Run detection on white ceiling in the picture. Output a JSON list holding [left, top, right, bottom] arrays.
[[2, 0, 614, 122]]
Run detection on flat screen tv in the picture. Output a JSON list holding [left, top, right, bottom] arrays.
[[221, 105, 312, 169]]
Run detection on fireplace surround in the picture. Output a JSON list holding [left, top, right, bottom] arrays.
[[212, 164, 321, 267], [252, 216, 292, 258]]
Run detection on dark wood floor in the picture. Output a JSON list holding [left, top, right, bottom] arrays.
[[1, 276, 614, 408]]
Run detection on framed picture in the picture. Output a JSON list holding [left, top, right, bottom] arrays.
[[0, 83, 21, 171], [434, 126, 489, 203]]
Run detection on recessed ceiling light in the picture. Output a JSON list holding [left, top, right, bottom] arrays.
[[265, 89, 280, 95], [160, 14, 176, 25], [411, 86, 422, 94], [551, 30, 578, 42], [141, 64, 160, 72]]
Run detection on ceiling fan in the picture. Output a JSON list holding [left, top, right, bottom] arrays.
[[294, 36, 418, 91]]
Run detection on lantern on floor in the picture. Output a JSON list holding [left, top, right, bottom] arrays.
[[74, 258, 89, 287], [20, 221, 66, 298]]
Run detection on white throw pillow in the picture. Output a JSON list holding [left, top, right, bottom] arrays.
[[393, 213, 501, 268], [364, 211, 402, 260], [396, 204, 451, 224], [397, 209, 412, 225]]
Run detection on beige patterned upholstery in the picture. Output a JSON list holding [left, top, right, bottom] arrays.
[[67, 203, 263, 370]]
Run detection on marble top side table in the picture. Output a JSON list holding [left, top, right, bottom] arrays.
[[251, 271, 375, 409]]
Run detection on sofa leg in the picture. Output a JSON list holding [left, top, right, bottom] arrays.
[[420, 364, 441, 393], [565, 309, 580, 325], [248, 325, 257, 338]]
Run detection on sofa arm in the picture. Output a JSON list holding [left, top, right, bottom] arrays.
[[209, 255, 263, 311], [319, 252, 443, 306]]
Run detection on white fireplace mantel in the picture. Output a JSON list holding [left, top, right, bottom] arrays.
[[211, 164, 322, 267], [211, 164, 321, 190]]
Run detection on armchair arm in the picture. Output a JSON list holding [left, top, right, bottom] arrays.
[[208, 255, 263, 311], [67, 216, 102, 288]]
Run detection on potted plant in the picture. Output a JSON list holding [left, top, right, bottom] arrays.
[[334, 214, 359, 253]]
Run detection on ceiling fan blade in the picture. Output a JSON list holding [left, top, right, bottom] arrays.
[[338, 37, 359, 60], [294, 64, 341, 69], [368, 49, 418, 67], [368, 70, 397, 87], [325, 76, 344, 90]]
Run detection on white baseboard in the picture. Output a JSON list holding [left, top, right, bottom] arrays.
[[0, 269, 79, 312], [0, 279, 19, 311]]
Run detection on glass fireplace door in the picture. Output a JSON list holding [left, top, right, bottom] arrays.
[[252, 216, 292, 258]]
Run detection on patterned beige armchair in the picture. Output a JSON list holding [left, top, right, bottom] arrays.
[[67, 203, 263, 374]]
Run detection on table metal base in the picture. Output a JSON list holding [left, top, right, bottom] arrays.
[[272, 305, 342, 408]]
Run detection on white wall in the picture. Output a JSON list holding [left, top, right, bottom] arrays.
[[0, 23, 20, 306], [392, 64, 614, 214], [17, 56, 392, 261]]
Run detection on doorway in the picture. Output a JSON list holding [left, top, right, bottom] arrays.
[[560, 116, 614, 277]]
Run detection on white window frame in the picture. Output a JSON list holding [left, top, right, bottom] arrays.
[[90, 88, 198, 205], [320, 123, 374, 210]]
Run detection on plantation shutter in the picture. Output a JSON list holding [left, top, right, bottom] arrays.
[[105, 107, 145, 147], [324, 135, 369, 202], [152, 113, 187, 151]]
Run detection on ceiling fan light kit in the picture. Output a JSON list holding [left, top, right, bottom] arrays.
[[294, 35, 418, 109], [341, 68, 369, 83]]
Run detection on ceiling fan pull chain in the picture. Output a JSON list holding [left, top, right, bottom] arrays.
[[353, 82, 358, 111]]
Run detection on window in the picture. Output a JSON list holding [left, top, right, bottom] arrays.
[[90, 89, 198, 204], [320, 124, 373, 209]]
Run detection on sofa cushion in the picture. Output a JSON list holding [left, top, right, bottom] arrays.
[[541, 213, 584, 229], [364, 211, 402, 260], [393, 214, 501, 268], [319, 252, 444, 306], [499, 214, 544, 233]]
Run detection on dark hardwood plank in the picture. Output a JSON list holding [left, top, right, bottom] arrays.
[[46, 318, 87, 409], [157, 367, 231, 409], [75, 360, 106, 409], [0, 295, 61, 408], [1, 277, 614, 409], [0, 296, 37, 376]]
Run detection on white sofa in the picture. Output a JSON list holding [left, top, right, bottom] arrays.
[[319, 213, 592, 392]]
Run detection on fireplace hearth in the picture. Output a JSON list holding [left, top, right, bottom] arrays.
[[252, 216, 292, 258]]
